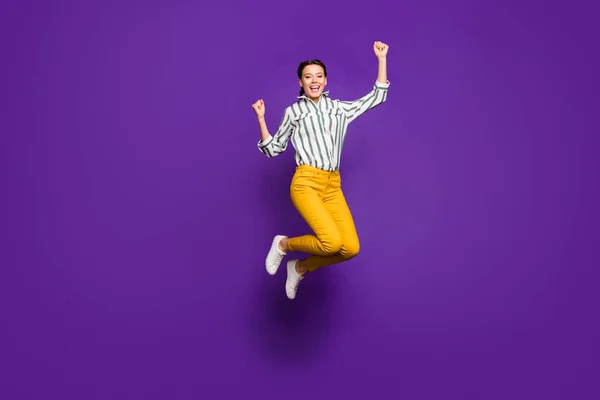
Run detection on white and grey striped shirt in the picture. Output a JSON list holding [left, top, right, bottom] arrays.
[[257, 80, 390, 171]]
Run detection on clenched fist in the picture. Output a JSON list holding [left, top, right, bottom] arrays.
[[374, 41, 389, 59], [251, 99, 265, 118]]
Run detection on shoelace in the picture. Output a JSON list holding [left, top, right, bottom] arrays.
[[273, 250, 284, 264], [290, 271, 303, 286]]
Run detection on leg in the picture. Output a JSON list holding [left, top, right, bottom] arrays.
[[287, 178, 344, 258], [281, 167, 346, 299], [297, 176, 360, 273], [284, 172, 360, 299], [263, 167, 340, 279]]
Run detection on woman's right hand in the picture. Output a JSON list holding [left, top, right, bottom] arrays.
[[251, 99, 265, 118]]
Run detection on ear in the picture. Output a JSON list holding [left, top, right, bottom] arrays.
[[298, 79, 302, 87]]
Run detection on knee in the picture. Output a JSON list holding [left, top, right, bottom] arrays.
[[341, 240, 360, 260], [320, 233, 343, 255]]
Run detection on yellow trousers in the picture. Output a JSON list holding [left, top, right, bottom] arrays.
[[287, 165, 360, 272]]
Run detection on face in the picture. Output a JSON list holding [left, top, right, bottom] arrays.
[[299, 64, 327, 100]]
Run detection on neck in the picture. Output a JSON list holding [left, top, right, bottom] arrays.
[[305, 94, 320, 104]]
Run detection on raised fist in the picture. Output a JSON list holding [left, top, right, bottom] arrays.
[[251, 99, 265, 118], [374, 41, 389, 58]]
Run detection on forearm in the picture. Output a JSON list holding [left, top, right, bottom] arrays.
[[257, 116, 271, 143], [376, 56, 387, 85]]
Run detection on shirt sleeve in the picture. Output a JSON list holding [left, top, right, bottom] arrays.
[[336, 80, 390, 123], [257, 107, 294, 157]]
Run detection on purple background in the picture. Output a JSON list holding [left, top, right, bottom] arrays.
[[2, 0, 598, 399]]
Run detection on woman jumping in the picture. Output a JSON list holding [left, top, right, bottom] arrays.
[[251, 41, 390, 299]]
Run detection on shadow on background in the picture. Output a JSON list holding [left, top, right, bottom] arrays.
[[249, 270, 336, 366], [247, 158, 338, 366]]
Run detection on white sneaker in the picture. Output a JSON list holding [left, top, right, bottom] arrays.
[[265, 235, 286, 275], [286, 260, 304, 300]]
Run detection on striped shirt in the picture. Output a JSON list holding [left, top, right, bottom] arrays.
[[257, 80, 390, 171]]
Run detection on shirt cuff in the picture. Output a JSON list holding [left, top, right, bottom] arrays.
[[257, 136, 273, 148], [374, 80, 390, 89]]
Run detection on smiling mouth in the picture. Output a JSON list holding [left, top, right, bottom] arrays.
[[309, 85, 320, 91]]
